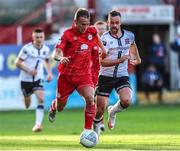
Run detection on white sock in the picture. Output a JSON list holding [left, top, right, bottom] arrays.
[[35, 104, 44, 126], [111, 100, 124, 116]]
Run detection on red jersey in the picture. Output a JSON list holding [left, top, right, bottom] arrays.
[[91, 45, 100, 86], [56, 25, 98, 76]]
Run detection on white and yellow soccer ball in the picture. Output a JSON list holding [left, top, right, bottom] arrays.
[[80, 129, 98, 148]]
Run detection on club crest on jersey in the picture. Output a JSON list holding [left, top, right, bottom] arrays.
[[102, 41, 107, 46], [88, 34, 93, 40], [81, 44, 88, 50], [125, 39, 130, 44], [43, 51, 46, 56]]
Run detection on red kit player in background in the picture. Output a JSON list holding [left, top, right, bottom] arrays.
[[91, 21, 107, 87], [48, 8, 106, 133]]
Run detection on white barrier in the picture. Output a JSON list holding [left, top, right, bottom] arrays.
[[0, 77, 37, 110]]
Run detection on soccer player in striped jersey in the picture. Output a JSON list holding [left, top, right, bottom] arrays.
[[15, 28, 53, 132], [93, 10, 141, 136]]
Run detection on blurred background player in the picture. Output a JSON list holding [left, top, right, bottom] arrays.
[[91, 20, 107, 87], [15, 28, 53, 132], [48, 8, 106, 134], [94, 21, 107, 37], [92, 20, 107, 132], [93, 10, 141, 136]]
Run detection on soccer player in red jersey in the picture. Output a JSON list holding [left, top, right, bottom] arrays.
[[91, 21, 107, 87], [48, 8, 106, 133]]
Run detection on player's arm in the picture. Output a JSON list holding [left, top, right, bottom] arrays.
[[15, 58, 37, 76], [52, 48, 70, 64], [95, 35, 107, 59], [129, 42, 141, 66], [100, 55, 130, 67], [95, 34, 130, 67], [44, 58, 53, 82], [51, 48, 63, 61]]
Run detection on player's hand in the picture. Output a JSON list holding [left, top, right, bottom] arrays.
[[129, 57, 139, 65], [46, 73, 53, 82], [118, 55, 130, 63], [28, 69, 37, 76], [60, 57, 71, 64]]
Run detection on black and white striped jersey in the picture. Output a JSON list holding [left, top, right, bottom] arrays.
[[17, 42, 50, 82], [100, 29, 135, 78]]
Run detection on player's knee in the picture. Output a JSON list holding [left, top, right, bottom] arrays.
[[84, 94, 94, 106], [121, 98, 131, 108], [38, 95, 44, 104]]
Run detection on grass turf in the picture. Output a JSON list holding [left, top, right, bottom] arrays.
[[0, 105, 180, 150]]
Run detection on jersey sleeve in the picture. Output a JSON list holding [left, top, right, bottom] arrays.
[[88, 26, 98, 36], [129, 32, 135, 44], [17, 45, 28, 60], [55, 31, 67, 50], [45, 47, 51, 59], [101, 34, 108, 53]]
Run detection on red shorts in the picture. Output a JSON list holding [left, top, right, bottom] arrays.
[[56, 74, 94, 101]]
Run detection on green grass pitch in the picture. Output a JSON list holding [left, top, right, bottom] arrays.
[[0, 105, 180, 150]]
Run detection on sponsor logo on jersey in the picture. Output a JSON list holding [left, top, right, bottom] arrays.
[[81, 44, 88, 50], [102, 41, 107, 46], [109, 46, 129, 51]]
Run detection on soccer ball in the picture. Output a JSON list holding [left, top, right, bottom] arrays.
[[80, 129, 98, 148]]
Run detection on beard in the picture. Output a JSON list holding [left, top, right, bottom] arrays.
[[110, 27, 118, 34]]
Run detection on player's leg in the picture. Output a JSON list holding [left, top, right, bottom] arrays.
[[48, 75, 74, 122], [24, 96, 31, 108], [21, 81, 32, 109], [108, 77, 131, 130], [78, 86, 95, 130], [93, 95, 108, 136], [108, 87, 131, 130], [93, 75, 113, 135], [33, 89, 44, 132]]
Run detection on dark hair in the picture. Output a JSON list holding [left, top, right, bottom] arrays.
[[33, 28, 43, 33], [74, 8, 90, 20], [108, 10, 121, 18]]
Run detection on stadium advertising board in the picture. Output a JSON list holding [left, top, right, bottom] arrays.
[[113, 5, 174, 24]]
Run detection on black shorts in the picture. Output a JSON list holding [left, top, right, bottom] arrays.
[[95, 75, 131, 97], [21, 79, 44, 97]]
